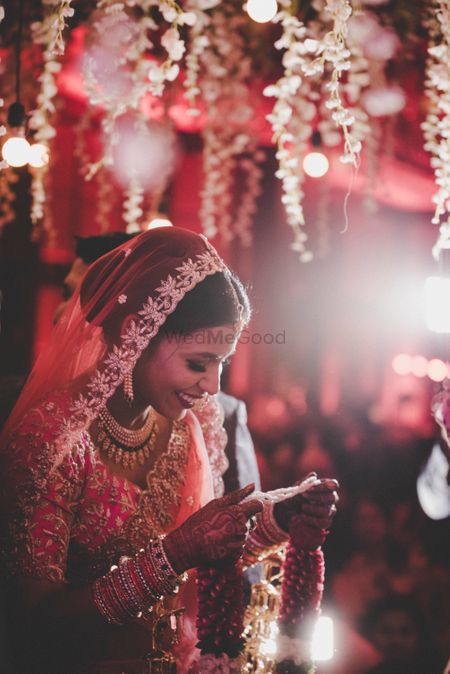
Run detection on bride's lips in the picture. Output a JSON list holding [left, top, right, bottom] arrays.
[[176, 391, 204, 408]]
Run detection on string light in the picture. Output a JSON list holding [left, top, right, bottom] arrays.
[[147, 214, 173, 229], [28, 143, 50, 168], [303, 151, 329, 178], [392, 354, 412, 376], [246, 0, 278, 24], [392, 353, 449, 382], [1, 0, 33, 169], [411, 355, 428, 378], [1, 135, 30, 167], [303, 130, 330, 178]]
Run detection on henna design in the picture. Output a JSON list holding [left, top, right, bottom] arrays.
[[164, 485, 258, 572], [274, 478, 339, 533]]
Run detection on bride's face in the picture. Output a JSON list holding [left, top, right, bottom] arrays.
[[133, 325, 238, 420]]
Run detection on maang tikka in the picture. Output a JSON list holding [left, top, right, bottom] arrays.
[[123, 371, 134, 406]]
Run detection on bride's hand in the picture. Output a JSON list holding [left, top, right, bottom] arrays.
[[163, 484, 262, 573], [273, 472, 339, 535]]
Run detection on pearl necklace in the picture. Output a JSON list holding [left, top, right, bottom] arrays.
[[97, 406, 158, 469]]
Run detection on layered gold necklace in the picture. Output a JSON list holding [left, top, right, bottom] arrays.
[[97, 406, 158, 469]]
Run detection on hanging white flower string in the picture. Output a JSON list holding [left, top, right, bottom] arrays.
[[123, 175, 145, 234], [31, 0, 74, 57], [321, 0, 361, 166], [96, 168, 115, 233], [234, 148, 265, 248], [29, 1, 74, 236], [422, 0, 450, 253], [0, 168, 19, 236], [197, 4, 262, 246], [265, 0, 362, 260], [264, 5, 319, 262], [0, 3, 6, 171], [183, 0, 219, 113], [83, 3, 150, 174]]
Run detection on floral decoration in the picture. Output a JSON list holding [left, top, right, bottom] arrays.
[[422, 0, 450, 255], [264, 0, 366, 260], [0, 0, 444, 259]]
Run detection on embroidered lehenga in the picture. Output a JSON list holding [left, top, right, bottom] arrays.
[[0, 228, 233, 674]]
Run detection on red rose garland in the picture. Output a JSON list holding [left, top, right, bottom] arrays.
[[278, 545, 324, 631], [196, 561, 245, 659], [196, 532, 327, 671], [274, 516, 327, 674]]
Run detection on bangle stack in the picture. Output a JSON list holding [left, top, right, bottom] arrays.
[[244, 503, 287, 567], [92, 536, 186, 625]]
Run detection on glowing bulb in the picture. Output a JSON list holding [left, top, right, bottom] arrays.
[[147, 216, 173, 229], [246, 0, 278, 23], [1, 136, 31, 167], [303, 151, 329, 178], [424, 276, 450, 333], [427, 358, 448, 383], [392, 353, 412, 376], [311, 616, 334, 662], [411, 355, 428, 378], [28, 143, 49, 168]]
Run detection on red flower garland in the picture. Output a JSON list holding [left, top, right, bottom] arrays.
[[196, 560, 245, 658], [196, 518, 327, 669], [275, 515, 326, 674], [278, 545, 324, 633]]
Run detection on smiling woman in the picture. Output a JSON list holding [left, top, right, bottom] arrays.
[[0, 226, 338, 674], [131, 325, 238, 419], [0, 227, 263, 674]]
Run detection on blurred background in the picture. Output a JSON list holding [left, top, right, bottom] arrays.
[[0, 1, 449, 672]]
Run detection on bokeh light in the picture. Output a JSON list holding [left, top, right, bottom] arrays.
[[303, 151, 329, 178], [111, 115, 179, 190], [427, 358, 449, 382], [2, 136, 31, 167], [392, 353, 412, 376], [246, 0, 278, 23], [28, 143, 50, 168], [411, 355, 428, 378], [311, 616, 334, 661], [147, 216, 173, 229]]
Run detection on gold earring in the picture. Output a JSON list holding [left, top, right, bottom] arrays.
[[123, 371, 134, 406]]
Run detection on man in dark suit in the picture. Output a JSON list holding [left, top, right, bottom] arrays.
[[219, 390, 261, 493]]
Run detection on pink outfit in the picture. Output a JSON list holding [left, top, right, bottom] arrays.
[[0, 228, 236, 674], [1, 389, 228, 674]]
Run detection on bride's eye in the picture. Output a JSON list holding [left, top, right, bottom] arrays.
[[187, 360, 206, 373]]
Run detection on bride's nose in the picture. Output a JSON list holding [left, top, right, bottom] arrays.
[[199, 364, 221, 396]]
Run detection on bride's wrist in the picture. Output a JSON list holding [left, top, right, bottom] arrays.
[[162, 530, 188, 575]]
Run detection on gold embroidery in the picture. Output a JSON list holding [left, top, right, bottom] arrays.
[[194, 395, 228, 498], [139, 419, 190, 530]]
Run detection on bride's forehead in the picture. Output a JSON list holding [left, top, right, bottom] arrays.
[[163, 326, 238, 358]]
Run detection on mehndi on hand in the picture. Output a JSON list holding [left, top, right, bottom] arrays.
[[163, 483, 263, 573]]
